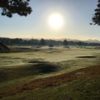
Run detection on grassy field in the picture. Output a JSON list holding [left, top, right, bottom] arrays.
[[0, 47, 100, 100]]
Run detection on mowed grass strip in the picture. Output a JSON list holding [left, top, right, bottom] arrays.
[[0, 64, 100, 98]]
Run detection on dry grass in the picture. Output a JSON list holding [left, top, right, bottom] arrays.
[[0, 64, 100, 98]]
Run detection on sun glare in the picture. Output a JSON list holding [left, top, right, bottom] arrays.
[[48, 13, 64, 30]]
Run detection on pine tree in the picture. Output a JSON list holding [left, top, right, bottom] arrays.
[[0, 0, 32, 17], [92, 0, 100, 25]]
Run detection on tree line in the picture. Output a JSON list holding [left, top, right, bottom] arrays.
[[0, 37, 100, 47]]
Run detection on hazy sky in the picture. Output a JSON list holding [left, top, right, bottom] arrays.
[[0, 0, 100, 40]]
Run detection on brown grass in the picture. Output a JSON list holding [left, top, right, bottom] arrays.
[[0, 65, 100, 98]]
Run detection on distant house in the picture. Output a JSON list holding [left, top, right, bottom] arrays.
[[0, 42, 10, 52]]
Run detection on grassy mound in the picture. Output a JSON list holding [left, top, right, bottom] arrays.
[[0, 62, 60, 83]]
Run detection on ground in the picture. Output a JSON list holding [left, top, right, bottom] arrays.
[[0, 47, 100, 100]]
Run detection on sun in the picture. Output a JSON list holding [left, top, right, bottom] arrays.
[[48, 13, 64, 30]]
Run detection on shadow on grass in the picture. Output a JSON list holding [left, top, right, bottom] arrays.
[[0, 62, 60, 82], [31, 63, 59, 73], [77, 56, 96, 58]]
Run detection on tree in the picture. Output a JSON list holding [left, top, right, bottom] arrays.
[[92, 0, 100, 25], [0, 0, 32, 17], [39, 39, 46, 46], [63, 39, 69, 48]]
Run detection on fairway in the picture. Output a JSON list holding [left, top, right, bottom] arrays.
[[0, 48, 100, 67], [0, 48, 100, 81], [0, 48, 100, 100]]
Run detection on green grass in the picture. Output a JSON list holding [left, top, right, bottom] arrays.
[[0, 48, 100, 100], [0, 67, 100, 100], [0, 62, 61, 83], [0, 48, 100, 67]]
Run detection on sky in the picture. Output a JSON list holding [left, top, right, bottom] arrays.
[[0, 0, 100, 40]]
